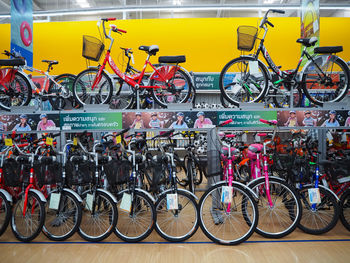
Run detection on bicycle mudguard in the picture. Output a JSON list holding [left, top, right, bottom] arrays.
[[210, 180, 259, 199], [239, 55, 272, 81], [29, 189, 47, 202], [118, 188, 156, 203], [0, 189, 13, 203], [246, 175, 286, 189], [157, 188, 198, 201], [97, 189, 118, 203], [302, 184, 340, 201], [63, 188, 83, 203]]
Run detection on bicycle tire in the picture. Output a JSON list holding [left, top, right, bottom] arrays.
[[150, 67, 192, 108], [48, 73, 76, 110], [199, 182, 258, 245], [0, 192, 11, 236], [186, 158, 195, 194], [302, 55, 350, 106], [246, 177, 302, 238], [11, 191, 46, 242], [155, 190, 199, 242], [114, 190, 156, 242], [110, 78, 134, 110], [272, 86, 302, 108], [0, 71, 32, 111], [73, 68, 113, 106], [298, 185, 340, 235], [78, 190, 117, 242], [340, 189, 350, 231], [42, 190, 82, 241], [219, 57, 269, 107]]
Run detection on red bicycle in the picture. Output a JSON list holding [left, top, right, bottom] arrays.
[[72, 18, 193, 109]]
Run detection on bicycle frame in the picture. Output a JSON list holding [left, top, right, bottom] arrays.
[[0, 68, 18, 91]]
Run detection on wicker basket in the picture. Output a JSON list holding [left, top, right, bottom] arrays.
[[82, 35, 105, 61], [237, 26, 258, 52]]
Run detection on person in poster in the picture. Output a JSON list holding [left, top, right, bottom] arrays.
[[37, 113, 56, 131], [130, 112, 145, 129], [170, 112, 188, 129], [321, 110, 340, 127], [345, 111, 350, 127], [303, 110, 318, 141], [193, 112, 213, 128], [148, 112, 163, 129], [284, 111, 299, 127], [12, 114, 31, 132]]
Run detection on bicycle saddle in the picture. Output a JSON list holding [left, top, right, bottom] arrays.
[[42, 60, 59, 65], [158, 55, 186, 64], [296, 37, 317, 47], [139, 45, 159, 56], [0, 58, 25, 66], [314, 46, 343, 54]]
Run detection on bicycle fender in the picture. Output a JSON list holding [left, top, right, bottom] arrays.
[[209, 180, 258, 199], [246, 175, 286, 188], [158, 188, 198, 201], [63, 188, 83, 203], [302, 184, 340, 201], [239, 55, 272, 81], [0, 189, 13, 203], [118, 188, 156, 203], [29, 189, 47, 202], [97, 188, 118, 203], [178, 66, 196, 89]]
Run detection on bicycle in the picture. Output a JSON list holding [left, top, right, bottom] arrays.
[[73, 18, 193, 109], [0, 54, 31, 110], [198, 119, 259, 245], [245, 119, 302, 238], [219, 9, 350, 107], [3, 50, 77, 111]]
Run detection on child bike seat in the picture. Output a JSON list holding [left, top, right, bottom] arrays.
[[314, 46, 343, 54], [158, 55, 186, 64], [0, 58, 25, 66]]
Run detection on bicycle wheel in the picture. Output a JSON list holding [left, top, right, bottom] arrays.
[[48, 73, 76, 110], [246, 177, 302, 238], [185, 158, 195, 194], [73, 68, 113, 106], [219, 57, 268, 107], [298, 186, 339, 234], [0, 71, 32, 111], [302, 55, 350, 106], [0, 192, 11, 236], [42, 190, 82, 241], [110, 79, 134, 110], [115, 190, 156, 242], [78, 190, 117, 242], [150, 67, 192, 108], [272, 86, 302, 108], [155, 190, 199, 242], [340, 190, 350, 231], [11, 191, 46, 242], [199, 182, 258, 245]]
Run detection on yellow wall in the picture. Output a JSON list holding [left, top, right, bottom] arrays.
[[0, 17, 349, 75]]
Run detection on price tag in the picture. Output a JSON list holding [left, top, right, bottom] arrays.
[[120, 193, 132, 212], [115, 135, 121, 144], [221, 186, 233, 204], [308, 188, 321, 204], [5, 138, 13, 146], [73, 137, 78, 146], [46, 137, 53, 146], [49, 193, 61, 210], [166, 194, 178, 210], [85, 193, 94, 211], [249, 61, 259, 75]]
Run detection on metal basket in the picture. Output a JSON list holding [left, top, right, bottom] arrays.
[[2, 158, 30, 187], [103, 158, 131, 185], [65, 160, 94, 185], [82, 35, 105, 62], [34, 161, 63, 186], [237, 26, 258, 52]]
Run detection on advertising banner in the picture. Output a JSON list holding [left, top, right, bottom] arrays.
[[301, 0, 320, 66], [60, 113, 122, 131], [217, 111, 277, 128], [10, 0, 33, 67], [193, 73, 220, 90]]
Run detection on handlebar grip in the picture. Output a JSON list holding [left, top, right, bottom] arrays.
[[271, 9, 285, 14], [219, 119, 233, 127], [115, 127, 130, 137], [225, 134, 236, 138], [159, 129, 175, 138], [102, 18, 116, 21], [117, 29, 127, 33], [259, 119, 277, 126], [266, 20, 274, 28]]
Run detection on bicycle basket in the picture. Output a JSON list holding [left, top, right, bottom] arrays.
[[2, 158, 30, 187], [65, 160, 94, 185], [82, 35, 105, 62], [237, 26, 258, 52], [104, 158, 131, 185], [34, 161, 62, 186]]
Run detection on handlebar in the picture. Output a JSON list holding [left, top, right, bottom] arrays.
[[100, 18, 127, 40], [259, 9, 285, 29]]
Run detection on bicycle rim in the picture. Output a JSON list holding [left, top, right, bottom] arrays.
[[110, 80, 134, 109], [0, 192, 11, 236], [340, 190, 350, 231]]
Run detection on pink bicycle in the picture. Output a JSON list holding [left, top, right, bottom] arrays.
[[245, 119, 302, 238], [73, 18, 193, 109]]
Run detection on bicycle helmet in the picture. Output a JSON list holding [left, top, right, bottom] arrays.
[[177, 112, 184, 117], [197, 111, 204, 117], [19, 114, 28, 119], [40, 113, 48, 119]]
